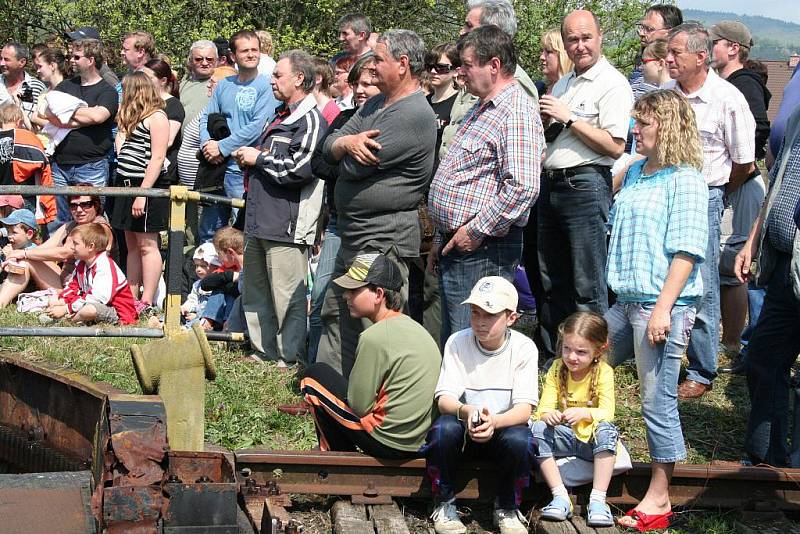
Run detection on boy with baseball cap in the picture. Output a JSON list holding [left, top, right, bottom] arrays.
[[300, 252, 441, 458], [424, 276, 538, 534]]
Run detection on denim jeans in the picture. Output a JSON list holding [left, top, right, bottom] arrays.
[[536, 169, 612, 360], [51, 160, 109, 225], [201, 291, 237, 328], [198, 168, 245, 243], [422, 415, 535, 509], [744, 254, 800, 466], [606, 302, 696, 463], [438, 226, 522, 346], [531, 420, 618, 460], [739, 283, 766, 360], [308, 218, 340, 364], [685, 186, 724, 385]]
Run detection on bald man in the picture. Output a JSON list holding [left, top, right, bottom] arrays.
[[534, 10, 633, 360]]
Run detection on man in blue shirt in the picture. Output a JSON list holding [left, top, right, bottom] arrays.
[[198, 30, 278, 243]]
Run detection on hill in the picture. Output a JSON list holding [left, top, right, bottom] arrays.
[[683, 9, 800, 60]]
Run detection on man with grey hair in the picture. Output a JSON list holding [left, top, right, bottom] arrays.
[[180, 39, 218, 126], [337, 13, 373, 59], [662, 22, 756, 400], [232, 49, 327, 367], [0, 42, 45, 122], [317, 29, 438, 377]]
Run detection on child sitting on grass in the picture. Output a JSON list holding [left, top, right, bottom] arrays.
[[181, 242, 221, 329], [424, 276, 538, 534], [198, 226, 243, 330], [532, 311, 618, 527], [0, 209, 40, 308], [45, 223, 138, 325]]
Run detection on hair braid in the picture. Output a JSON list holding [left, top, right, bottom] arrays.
[[557, 361, 570, 411]]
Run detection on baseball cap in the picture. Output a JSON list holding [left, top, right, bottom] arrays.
[[65, 27, 101, 41], [0, 208, 37, 230], [333, 252, 403, 291], [192, 242, 221, 266], [462, 276, 518, 314], [709, 21, 753, 49], [0, 195, 24, 209]]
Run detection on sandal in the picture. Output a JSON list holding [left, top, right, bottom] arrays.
[[540, 495, 572, 521], [586, 501, 614, 527], [617, 508, 673, 531]]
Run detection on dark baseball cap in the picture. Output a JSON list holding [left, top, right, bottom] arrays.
[[709, 21, 753, 49], [333, 253, 403, 291], [65, 27, 101, 41]]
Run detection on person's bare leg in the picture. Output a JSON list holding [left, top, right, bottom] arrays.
[[720, 284, 747, 351], [617, 462, 673, 526], [136, 232, 162, 305], [125, 231, 143, 300], [592, 451, 615, 493], [71, 304, 98, 323], [537, 456, 565, 490], [0, 269, 31, 307], [27, 260, 64, 290]]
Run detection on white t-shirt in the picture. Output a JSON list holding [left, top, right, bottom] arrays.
[[435, 328, 539, 416]]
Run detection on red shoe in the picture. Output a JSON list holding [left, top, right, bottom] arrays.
[[278, 400, 311, 416], [617, 508, 673, 531]]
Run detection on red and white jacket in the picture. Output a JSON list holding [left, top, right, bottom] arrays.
[[59, 252, 138, 324]]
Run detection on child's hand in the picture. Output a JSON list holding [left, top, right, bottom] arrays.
[[562, 407, 591, 425], [468, 406, 495, 443], [46, 303, 67, 319], [541, 410, 564, 427]]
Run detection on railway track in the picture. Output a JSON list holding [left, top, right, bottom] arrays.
[[2, 353, 800, 533]]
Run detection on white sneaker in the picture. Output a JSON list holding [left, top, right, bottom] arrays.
[[493, 508, 529, 534], [431, 502, 466, 534]]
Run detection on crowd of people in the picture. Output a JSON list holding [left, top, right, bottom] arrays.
[[1, 1, 799, 532]]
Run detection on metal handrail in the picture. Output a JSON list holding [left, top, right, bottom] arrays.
[[0, 184, 247, 340]]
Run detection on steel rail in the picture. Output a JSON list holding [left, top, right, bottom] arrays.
[[0, 184, 244, 207], [235, 450, 800, 511]]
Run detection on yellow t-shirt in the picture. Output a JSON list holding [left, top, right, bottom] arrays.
[[534, 360, 615, 443]]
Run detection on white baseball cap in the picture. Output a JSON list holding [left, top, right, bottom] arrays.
[[462, 276, 518, 314], [192, 242, 221, 266]]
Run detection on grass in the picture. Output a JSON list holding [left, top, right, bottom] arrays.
[[0, 308, 765, 532]]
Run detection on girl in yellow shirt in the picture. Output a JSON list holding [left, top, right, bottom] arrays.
[[532, 311, 618, 527]]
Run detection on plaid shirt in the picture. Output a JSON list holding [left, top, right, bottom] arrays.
[[428, 82, 543, 241], [606, 160, 708, 304], [766, 131, 800, 253], [664, 70, 755, 187]]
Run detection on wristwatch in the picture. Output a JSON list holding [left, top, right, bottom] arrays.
[[564, 114, 577, 129]]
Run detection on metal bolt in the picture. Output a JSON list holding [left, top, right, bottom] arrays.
[[285, 519, 302, 534], [363, 481, 378, 498], [167, 474, 182, 483], [195, 475, 212, 483]]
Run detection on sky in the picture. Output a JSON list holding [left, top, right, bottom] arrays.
[[678, 0, 800, 24]]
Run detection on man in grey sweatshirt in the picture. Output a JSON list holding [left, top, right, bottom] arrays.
[[317, 29, 437, 378]]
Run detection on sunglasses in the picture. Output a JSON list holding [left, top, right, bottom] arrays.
[[71, 55, 85, 61], [641, 57, 661, 64], [193, 56, 215, 64], [427, 63, 454, 74], [69, 200, 95, 210]]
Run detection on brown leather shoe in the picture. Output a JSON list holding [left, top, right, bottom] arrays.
[[677, 380, 712, 400]]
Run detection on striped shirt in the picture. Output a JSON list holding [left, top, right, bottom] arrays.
[[429, 82, 544, 241], [606, 160, 708, 304], [664, 70, 755, 187], [117, 111, 167, 184], [1, 73, 46, 121]]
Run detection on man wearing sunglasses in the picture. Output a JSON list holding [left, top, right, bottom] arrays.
[[46, 38, 118, 225], [180, 40, 219, 131]]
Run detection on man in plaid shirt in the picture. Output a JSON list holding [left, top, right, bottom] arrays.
[[664, 22, 755, 399], [428, 25, 543, 343]]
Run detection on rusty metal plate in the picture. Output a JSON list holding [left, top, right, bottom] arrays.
[[0, 471, 95, 533]]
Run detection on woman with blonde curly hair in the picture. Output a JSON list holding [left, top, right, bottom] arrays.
[[111, 71, 169, 311], [604, 90, 708, 531], [538, 29, 572, 96]]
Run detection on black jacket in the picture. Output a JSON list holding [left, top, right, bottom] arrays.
[[194, 113, 231, 192], [727, 68, 772, 160]]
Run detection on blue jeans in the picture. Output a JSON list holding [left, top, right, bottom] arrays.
[[739, 283, 766, 360], [422, 415, 535, 509], [685, 186, 724, 385], [202, 291, 237, 328], [198, 168, 245, 243], [536, 169, 612, 360], [606, 302, 696, 463], [531, 420, 618, 460], [438, 226, 522, 346], [744, 254, 800, 466], [51, 160, 109, 225], [308, 218, 340, 363]]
